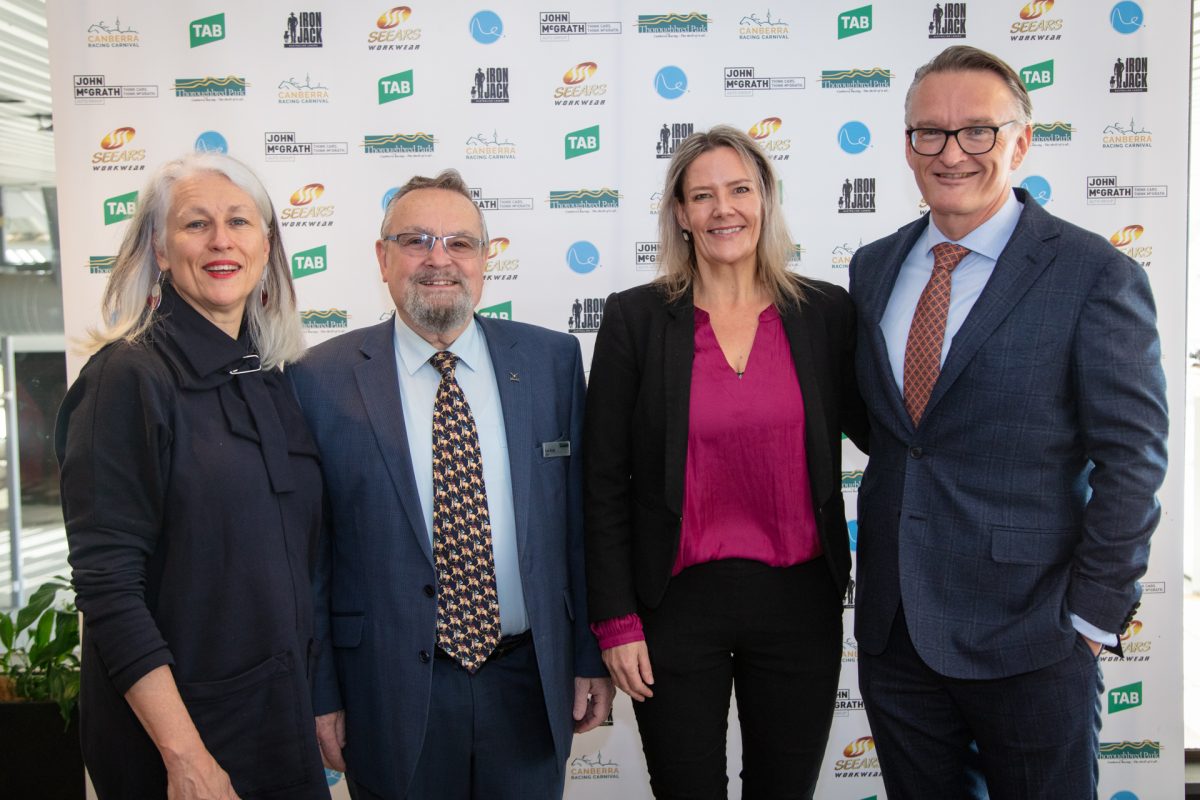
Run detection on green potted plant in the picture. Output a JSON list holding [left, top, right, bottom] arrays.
[[0, 577, 84, 799]]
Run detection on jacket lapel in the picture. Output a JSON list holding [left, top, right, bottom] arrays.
[[782, 303, 833, 505], [663, 292, 694, 517], [478, 315, 532, 559]]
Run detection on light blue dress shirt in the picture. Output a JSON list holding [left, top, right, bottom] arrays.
[[878, 190, 1116, 646], [392, 313, 528, 635]]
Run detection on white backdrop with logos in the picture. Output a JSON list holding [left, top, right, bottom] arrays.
[[47, 2, 1185, 798]]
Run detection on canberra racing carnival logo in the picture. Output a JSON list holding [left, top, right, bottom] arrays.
[[834, 736, 881, 778], [277, 74, 329, 104], [1102, 118, 1152, 150], [548, 188, 620, 212], [1031, 121, 1073, 147], [748, 117, 790, 161], [465, 130, 517, 160], [87, 16, 139, 47], [1099, 741, 1160, 764], [820, 67, 892, 93], [93, 127, 146, 172], [538, 11, 621, 40], [832, 240, 861, 270], [738, 9, 791, 40], [554, 62, 607, 106], [301, 309, 349, 332], [470, 67, 509, 103], [281, 183, 334, 228], [485, 238, 519, 281], [283, 11, 323, 47], [73, 74, 157, 104], [928, 3, 966, 38], [174, 75, 247, 100], [569, 752, 619, 780], [638, 12, 708, 37], [1010, 0, 1063, 42], [369, 6, 421, 49], [362, 133, 435, 157]]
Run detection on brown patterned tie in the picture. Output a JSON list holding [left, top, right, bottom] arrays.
[[430, 350, 500, 672], [903, 242, 970, 425]]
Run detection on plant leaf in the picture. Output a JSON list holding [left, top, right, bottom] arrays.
[[34, 608, 55, 650], [0, 614, 12, 649], [14, 583, 59, 634]]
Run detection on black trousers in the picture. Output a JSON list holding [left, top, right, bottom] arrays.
[[632, 558, 843, 800]]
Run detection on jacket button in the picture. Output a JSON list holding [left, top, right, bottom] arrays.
[[909, 447, 923, 459], [419, 650, 431, 663], [423, 584, 435, 598]]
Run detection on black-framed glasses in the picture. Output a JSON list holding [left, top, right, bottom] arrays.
[[381, 231, 486, 259], [906, 121, 1019, 156]]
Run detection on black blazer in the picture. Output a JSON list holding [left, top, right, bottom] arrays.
[[584, 279, 868, 622]]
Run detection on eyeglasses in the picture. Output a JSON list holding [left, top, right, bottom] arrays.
[[381, 231, 486, 259], [906, 121, 1020, 156]]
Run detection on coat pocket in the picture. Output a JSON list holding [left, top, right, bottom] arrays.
[[991, 527, 1077, 565]]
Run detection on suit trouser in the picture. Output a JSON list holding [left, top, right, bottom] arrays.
[[631, 558, 843, 800], [858, 605, 1104, 800]]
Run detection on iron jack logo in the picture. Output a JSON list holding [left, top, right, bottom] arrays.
[[843, 577, 857, 608], [1031, 121, 1073, 146], [1099, 741, 1160, 763], [264, 131, 349, 161], [485, 238, 519, 281], [569, 752, 620, 780], [465, 130, 517, 160], [724, 67, 805, 97], [838, 178, 876, 213], [738, 9, 790, 40], [1010, 1, 1063, 42], [93, 127, 146, 172], [656, 122, 695, 158], [291, 245, 327, 279], [820, 68, 892, 92], [1102, 118, 1151, 150], [470, 67, 509, 103], [565, 125, 600, 159], [278, 74, 330, 104], [283, 12, 322, 47], [548, 188, 620, 212], [928, 3, 966, 38], [103, 190, 138, 225], [73, 74, 158, 104], [1108, 681, 1142, 714], [1020, 60, 1054, 91], [88, 255, 116, 274], [468, 186, 533, 211], [635, 241, 659, 272], [363, 133, 435, 157], [568, 298, 606, 333], [369, 6, 422, 49], [1086, 175, 1166, 205], [832, 239, 862, 269], [281, 183, 334, 228], [379, 70, 414, 104], [478, 301, 512, 321], [748, 117, 790, 161], [87, 17, 140, 47], [555, 62, 607, 106], [838, 5, 872, 38], [539, 11, 621, 40], [835, 736, 881, 778], [834, 688, 866, 717], [1110, 57, 1148, 93], [301, 309, 349, 331], [189, 13, 224, 47], [174, 76, 247, 99], [637, 12, 708, 37]]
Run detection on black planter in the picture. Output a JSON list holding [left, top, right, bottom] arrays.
[[0, 701, 84, 799]]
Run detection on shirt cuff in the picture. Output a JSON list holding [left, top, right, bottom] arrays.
[[1071, 613, 1118, 647], [590, 613, 645, 651]]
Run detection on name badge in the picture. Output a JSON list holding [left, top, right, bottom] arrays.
[[542, 441, 571, 458]]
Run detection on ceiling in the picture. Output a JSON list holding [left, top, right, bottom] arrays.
[[0, 0, 53, 186]]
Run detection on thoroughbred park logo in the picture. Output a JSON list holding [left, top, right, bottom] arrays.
[[548, 188, 620, 212], [88, 255, 116, 274], [1031, 121, 1073, 146], [363, 133, 436, 157], [820, 67, 892, 92], [637, 12, 708, 37], [1099, 741, 1160, 763], [369, 6, 421, 49], [174, 75, 247, 99], [301, 309, 349, 332], [93, 127, 146, 172]]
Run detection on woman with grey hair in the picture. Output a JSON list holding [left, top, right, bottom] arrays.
[[584, 126, 869, 798], [57, 152, 328, 799]]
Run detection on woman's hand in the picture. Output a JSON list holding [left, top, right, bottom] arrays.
[[165, 749, 241, 800], [602, 640, 655, 701]]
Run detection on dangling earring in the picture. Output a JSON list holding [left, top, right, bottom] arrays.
[[260, 276, 269, 308], [147, 271, 164, 310], [681, 229, 691, 242]]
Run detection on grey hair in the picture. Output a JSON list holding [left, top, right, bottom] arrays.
[[904, 45, 1034, 125], [85, 151, 305, 370], [380, 168, 489, 246]]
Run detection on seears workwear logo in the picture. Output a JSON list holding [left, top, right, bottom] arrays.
[[1010, 1, 1063, 42], [93, 127, 146, 172], [369, 7, 421, 49], [555, 62, 607, 106]]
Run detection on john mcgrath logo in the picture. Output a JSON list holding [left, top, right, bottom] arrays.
[[264, 131, 349, 161], [1020, 175, 1051, 205], [749, 118, 790, 160], [362, 133, 435, 157], [278, 74, 330, 104], [565, 125, 600, 159], [485, 238, 519, 281], [1011, 1, 1063, 42], [103, 190, 138, 225], [838, 5, 872, 38], [724, 67, 805, 97], [379, 70, 414, 104], [538, 11, 621, 40], [739, 10, 790, 39], [566, 241, 600, 274], [838, 178, 876, 213], [838, 121, 871, 154], [555, 62, 607, 106], [470, 10, 504, 44], [1109, 225, 1152, 269], [820, 67, 892, 92], [569, 751, 619, 780], [89, 255, 116, 274], [174, 76, 247, 99], [283, 12, 322, 47], [301, 309, 348, 331], [1111, 2, 1144, 34], [1102, 118, 1152, 149], [291, 245, 328, 279], [568, 298, 606, 333], [635, 241, 659, 271], [832, 239, 862, 269], [369, 7, 421, 49], [655, 66, 689, 99], [478, 301, 512, 321], [1086, 175, 1166, 205], [465, 130, 517, 160], [1108, 681, 1142, 714], [1031, 121, 1073, 146], [1099, 741, 1160, 763], [1020, 60, 1054, 91], [470, 67, 509, 103], [1110, 57, 1148, 93], [282, 183, 335, 228], [656, 122, 694, 158], [637, 12, 708, 37], [928, 3, 966, 38], [834, 688, 866, 717], [93, 127, 146, 172], [468, 186, 534, 211], [87, 17, 140, 47], [73, 74, 158, 104], [548, 188, 620, 211], [189, 13, 224, 47], [835, 736, 881, 778]]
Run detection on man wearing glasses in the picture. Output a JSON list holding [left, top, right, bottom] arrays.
[[291, 170, 614, 799], [849, 46, 1167, 798]]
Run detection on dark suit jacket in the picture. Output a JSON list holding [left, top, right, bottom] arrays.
[[584, 280, 868, 622], [848, 188, 1168, 680], [290, 315, 605, 798]]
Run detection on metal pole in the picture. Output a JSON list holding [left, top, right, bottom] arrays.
[[2, 336, 22, 608]]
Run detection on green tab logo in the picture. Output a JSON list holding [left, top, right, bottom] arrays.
[[103, 190, 138, 225], [478, 301, 512, 320], [378, 70, 414, 104], [565, 125, 600, 159], [1108, 681, 1142, 714], [1020, 59, 1054, 91], [838, 5, 872, 38], [291, 245, 327, 279], [190, 13, 225, 47]]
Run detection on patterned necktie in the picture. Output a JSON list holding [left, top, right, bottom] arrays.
[[430, 350, 500, 672], [903, 242, 970, 425]]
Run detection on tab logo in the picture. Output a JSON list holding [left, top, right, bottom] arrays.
[[565, 125, 600, 159], [103, 190, 138, 224], [379, 70, 413, 103], [291, 245, 327, 279], [478, 301, 512, 320], [1108, 681, 1142, 714], [838, 5, 872, 38], [190, 13, 225, 47], [1020, 59, 1054, 90]]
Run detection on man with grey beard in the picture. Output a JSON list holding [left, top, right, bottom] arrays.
[[290, 169, 613, 800]]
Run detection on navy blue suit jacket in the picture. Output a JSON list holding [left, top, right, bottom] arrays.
[[291, 314, 604, 796], [848, 189, 1167, 680]]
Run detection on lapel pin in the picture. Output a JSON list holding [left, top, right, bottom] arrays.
[[509, 372, 520, 382]]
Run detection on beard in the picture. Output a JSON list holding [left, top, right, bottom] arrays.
[[401, 267, 475, 335]]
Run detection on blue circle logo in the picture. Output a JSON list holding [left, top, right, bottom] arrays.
[[1020, 175, 1051, 205], [194, 131, 228, 153], [848, 520, 858, 552], [381, 186, 400, 211], [325, 769, 343, 787], [566, 241, 600, 274], [654, 66, 688, 99], [470, 10, 503, 44], [1110, 792, 1138, 800], [1110, 2, 1144, 34], [838, 121, 871, 154]]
